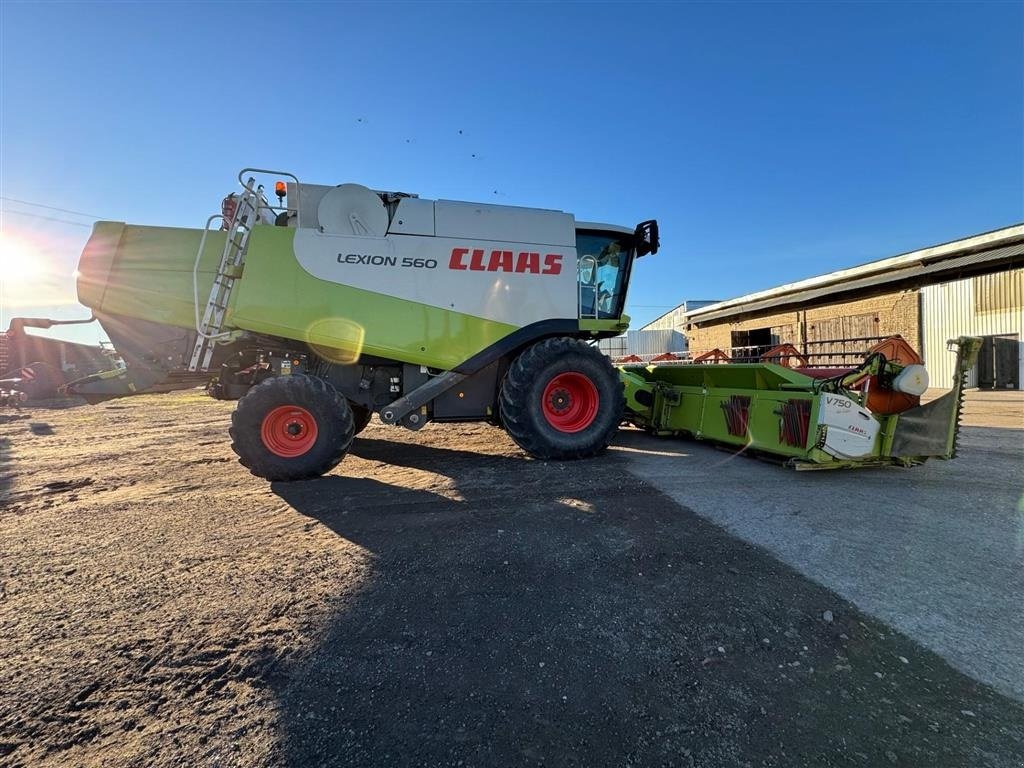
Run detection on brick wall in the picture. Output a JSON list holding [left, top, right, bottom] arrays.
[[687, 289, 921, 359]]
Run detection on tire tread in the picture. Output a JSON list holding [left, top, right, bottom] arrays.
[[499, 337, 624, 460], [229, 375, 353, 481]]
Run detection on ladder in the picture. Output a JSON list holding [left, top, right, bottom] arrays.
[[188, 176, 263, 372]]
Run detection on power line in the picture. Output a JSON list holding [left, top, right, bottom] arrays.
[[0, 196, 106, 220], [0, 209, 93, 228]]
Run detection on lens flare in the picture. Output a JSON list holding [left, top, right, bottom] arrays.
[[0, 229, 82, 322], [305, 317, 366, 364], [0, 231, 44, 289]]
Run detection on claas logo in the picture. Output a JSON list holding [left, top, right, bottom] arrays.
[[449, 248, 562, 275]]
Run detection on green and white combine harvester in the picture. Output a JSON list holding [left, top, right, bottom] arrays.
[[63, 168, 980, 480]]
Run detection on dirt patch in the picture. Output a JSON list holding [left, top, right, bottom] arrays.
[[1, 391, 1022, 767]]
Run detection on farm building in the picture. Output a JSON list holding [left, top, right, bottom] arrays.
[[645, 224, 1023, 390], [640, 300, 721, 334], [595, 328, 688, 360]]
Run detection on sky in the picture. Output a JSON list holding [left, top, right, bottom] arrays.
[[1, 1, 1021, 346]]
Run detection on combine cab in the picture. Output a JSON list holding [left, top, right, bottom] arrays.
[[67, 168, 659, 480]]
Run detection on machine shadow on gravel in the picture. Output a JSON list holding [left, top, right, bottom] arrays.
[[268, 436, 1024, 768], [0, 437, 11, 499]]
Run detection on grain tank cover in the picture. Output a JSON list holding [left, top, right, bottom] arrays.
[[434, 200, 575, 247]]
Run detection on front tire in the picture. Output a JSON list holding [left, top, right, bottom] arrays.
[[499, 337, 624, 460], [230, 375, 354, 481]]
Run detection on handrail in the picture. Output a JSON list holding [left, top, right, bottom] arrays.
[[578, 255, 598, 319], [192, 170, 302, 341], [805, 335, 888, 347], [236, 168, 301, 228], [192, 213, 231, 340], [188, 169, 302, 371]]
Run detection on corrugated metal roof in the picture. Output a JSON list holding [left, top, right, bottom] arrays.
[[687, 225, 1024, 325]]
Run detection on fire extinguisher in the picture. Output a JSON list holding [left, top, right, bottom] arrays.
[[221, 194, 238, 230]]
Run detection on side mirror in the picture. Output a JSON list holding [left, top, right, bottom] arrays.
[[579, 255, 598, 284], [634, 220, 659, 257]]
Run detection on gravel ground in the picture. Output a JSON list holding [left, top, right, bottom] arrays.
[[623, 389, 1024, 703], [1, 390, 1022, 767]]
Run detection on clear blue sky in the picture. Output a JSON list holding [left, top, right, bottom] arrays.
[[1, 1, 1021, 345]]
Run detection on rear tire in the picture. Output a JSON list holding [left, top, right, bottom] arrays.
[[499, 337, 623, 460], [350, 403, 373, 435], [230, 375, 354, 481]]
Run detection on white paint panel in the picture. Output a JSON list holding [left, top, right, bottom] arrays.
[[818, 395, 880, 458], [293, 229, 578, 327], [388, 198, 435, 236], [922, 268, 1024, 389], [434, 200, 575, 246]]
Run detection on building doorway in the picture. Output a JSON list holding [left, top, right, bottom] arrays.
[[977, 335, 1019, 390], [730, 328, 773, 362]]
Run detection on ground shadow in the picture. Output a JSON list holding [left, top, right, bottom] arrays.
[[1, 412, 58, 501], [267, 436, 1024, 767], [0, 437, 11, 501], [17, 397, 87, 411]]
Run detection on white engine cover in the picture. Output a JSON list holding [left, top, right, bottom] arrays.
[[818, 395, 880, 459]]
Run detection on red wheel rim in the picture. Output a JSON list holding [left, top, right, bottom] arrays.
[[542, 372, 599, 433], [260, 405, 319, 457]]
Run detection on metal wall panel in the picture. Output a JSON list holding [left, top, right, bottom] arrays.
[[596, 335, 628, 357], [922, 268, 1024, 389], [626, 329, 687, 356]]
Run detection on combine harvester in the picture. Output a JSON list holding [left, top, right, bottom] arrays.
[[67, 169, 654, 479], [62, 168, 979, 479]]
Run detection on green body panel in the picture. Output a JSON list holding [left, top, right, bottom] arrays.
[[622, 364, 833, 459], [76, 222, 566, 371], [77, 223, 227, 329], [623, 362, 820, 392], [229, 227, 520, 370], [579, 318, 629, 333]]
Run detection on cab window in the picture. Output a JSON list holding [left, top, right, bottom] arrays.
[[577, 232, 633, 319]]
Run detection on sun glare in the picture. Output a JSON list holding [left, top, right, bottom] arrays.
[[0, 232, 44, 286]]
